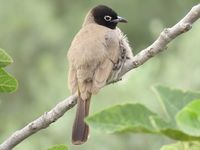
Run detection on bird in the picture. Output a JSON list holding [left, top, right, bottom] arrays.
[[67, 5, 134, 145]]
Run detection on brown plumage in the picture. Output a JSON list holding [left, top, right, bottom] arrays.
[[67, 5, 133, 145]]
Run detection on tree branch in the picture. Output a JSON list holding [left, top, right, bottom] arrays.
[[118, 3, 200, 78], [1, 3, 200, 150], [0, 94, 78, 150]]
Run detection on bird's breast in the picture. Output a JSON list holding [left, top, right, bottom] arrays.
[[68, 24, 119, 68]]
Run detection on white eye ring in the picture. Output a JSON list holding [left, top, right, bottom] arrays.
[[104, 15, 112, 21]]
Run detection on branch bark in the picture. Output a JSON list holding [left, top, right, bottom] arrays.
[[1, 3, 200, 150]]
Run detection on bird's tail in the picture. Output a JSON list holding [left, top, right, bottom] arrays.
[[72, 95, 91, 145]]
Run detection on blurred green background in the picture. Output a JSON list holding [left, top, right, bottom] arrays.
[[0, 0, 200, 150]]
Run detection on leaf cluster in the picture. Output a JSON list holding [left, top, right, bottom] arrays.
[[87, 86, 200, 150], [0, 48, 17, 93]]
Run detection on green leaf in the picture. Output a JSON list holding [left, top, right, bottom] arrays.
[[87, 103, 161, 134], [153, 85, 200, 140], [153, 85, 200, 122], [0, 68, 18, 92], [176, 100, 200, 136], [87, 85, 200, 141], [47, 145, 68, 150], [160, 142, 200, 150], [0, 48, 13, 67]]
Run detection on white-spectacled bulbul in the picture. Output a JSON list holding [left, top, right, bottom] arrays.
[[67, 5, 133, 145]]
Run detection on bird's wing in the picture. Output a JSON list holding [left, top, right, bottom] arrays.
[[92, 30, 120, 94], [68, 65, 78, 94], [92, 59, 113, 94]]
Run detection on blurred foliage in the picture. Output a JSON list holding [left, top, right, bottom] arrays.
[[0, 48, 13, 67], [0, 0, 200, 150], [0, 48, 17, 92], [160, 142, 200, 150], [0, 68, 18, 93], [177, 100, 200, 136], [87, 86, 200, 141], [47, 145, 68, 150]]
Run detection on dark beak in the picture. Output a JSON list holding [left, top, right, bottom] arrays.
[[111, 16, 128, 23]]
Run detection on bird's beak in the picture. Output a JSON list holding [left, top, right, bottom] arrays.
[[111, 16, 128, 23]]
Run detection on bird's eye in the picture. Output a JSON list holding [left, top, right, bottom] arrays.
[[104, 15, 112, 21]]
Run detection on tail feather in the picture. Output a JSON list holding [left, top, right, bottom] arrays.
[[72, 96, 91, 145]]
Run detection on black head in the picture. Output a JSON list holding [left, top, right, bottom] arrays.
[[91, 5, 127, 29]]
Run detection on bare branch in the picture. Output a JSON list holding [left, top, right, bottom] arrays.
[[0, 94, 78, 150], [118, 4, 200, 78], [0, 3, 200, 150]]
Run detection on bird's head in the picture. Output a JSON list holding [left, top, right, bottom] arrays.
[[89, 5, 127, 29]]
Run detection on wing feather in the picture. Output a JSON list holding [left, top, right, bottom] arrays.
[[68, 66, 77, 94], [92, 59, 113, 94]]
